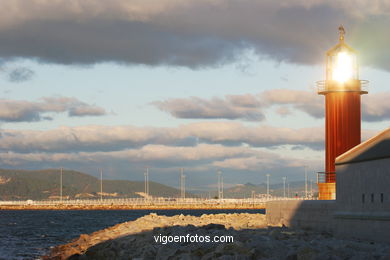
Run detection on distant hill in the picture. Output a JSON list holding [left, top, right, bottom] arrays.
[[0, 169, 182, 200]]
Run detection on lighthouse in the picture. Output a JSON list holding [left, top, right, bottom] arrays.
[[317, 26, 368, 200]]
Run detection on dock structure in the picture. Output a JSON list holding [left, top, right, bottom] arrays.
[[0, 197, 308, 210]]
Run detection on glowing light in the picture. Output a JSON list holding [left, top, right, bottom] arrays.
[[332, 52, 353, 83]]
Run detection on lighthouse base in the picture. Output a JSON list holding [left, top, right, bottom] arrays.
[[318, 183, 336, 200]]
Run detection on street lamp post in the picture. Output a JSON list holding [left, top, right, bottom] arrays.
[[60, 167, 63, 202], [266, 174, 270, 198], [310, 178, 313, 198], [100, 168, 103, 201], [304, 165, 308, 199], [180, 168, 185, 199], [217, 170, 223, 199], [144, 167, 149, 198], [221, 175, 224, 199], [287, 182, 290, 198], [144, 167, 149, 199]]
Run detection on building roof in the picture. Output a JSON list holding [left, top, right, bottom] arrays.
[[335, 127, 390, 165]]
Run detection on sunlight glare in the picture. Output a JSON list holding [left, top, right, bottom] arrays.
[[332, 52, 353, 83]]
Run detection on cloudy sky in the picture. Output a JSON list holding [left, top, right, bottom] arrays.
[[1, 0, 390, 189]]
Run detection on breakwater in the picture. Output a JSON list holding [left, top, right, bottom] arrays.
[[0, 203, 265, 210], [0, 198, 267, 210], [45, 213, 390, 260]]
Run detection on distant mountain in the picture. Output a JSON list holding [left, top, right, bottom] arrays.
[[0, 169, 182, 200]]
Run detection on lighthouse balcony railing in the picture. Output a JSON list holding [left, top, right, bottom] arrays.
[[316, 80, 369, 94], [317, 172, 336, 183]]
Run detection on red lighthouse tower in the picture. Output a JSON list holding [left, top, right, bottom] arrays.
[[317, 26, 368, 200]]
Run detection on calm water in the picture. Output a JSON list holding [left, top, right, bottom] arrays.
[[0, 209, 264, 259]]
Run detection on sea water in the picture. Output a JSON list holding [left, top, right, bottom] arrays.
[[0, 209, 264, 259]]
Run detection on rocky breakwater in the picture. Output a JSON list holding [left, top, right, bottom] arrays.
[[45, 213, 390, 260]]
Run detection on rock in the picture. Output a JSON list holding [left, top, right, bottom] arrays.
[[297, 247, 318, 260], [380, 254, 390, 260], [79, 234, 89, 242], [285, 253, 298, 260], [217, 255, 235, 260], [346, 241, 375, 252], [68, 253, 81, 260], [269, 228, 281, 239], [174, 253, 193, 260], [203, 223, 225, 230], [332, 244, 356, 259], [156, 247, 178, 260], [200, 251, 215, 260], [215, 242, 251, 256], [64, 247, 83, 258], [45, 212, 390, 260], [141, 244, 157, 258]]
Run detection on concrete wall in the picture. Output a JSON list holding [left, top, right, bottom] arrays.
[[334, 213, 390, 242], [266, 199, 390, 243], [335, 158, 390, 242], [266, 200, 336, 232], [266, 151, 390, 242], [336, 158, 390, 212]]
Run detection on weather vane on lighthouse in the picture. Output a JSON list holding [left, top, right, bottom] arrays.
[[338, 25, 345, 42]]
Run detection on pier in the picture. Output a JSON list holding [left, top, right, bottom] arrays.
[[0, 197, 306, 210]]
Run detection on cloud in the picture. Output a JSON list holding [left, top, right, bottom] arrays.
[[0, 121, 381, 184], [212, 154, 320, 172], [0, 123, 327, 153], [154, 89, 390, 122], [153, 95, 265, 121], [212, 154, 289, 171], [0, 121, 381, 154], [362, 93, 390, 122], [264, 90, 390, 122], [0, 65, 35, 82], [0, 143, 322, 180], [68, 104, 107, 117], [0, 97, 108, 122], [181, 122, 325, 149], [0, 139, 325, 185], [152, 90, 322, 121], [0, 144, 253, 168], [261, 89, 324, 118], [0, 0, 389, 69], [7, 67, 35, 82]]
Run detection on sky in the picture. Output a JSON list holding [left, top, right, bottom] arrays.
[[1, 0, 390, 189]]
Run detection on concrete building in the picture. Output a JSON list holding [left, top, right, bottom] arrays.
[[334, 127, 390, 242], [266, 128, 390, 242]]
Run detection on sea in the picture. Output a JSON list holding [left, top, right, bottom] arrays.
[[0, 209, 264, 259]]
